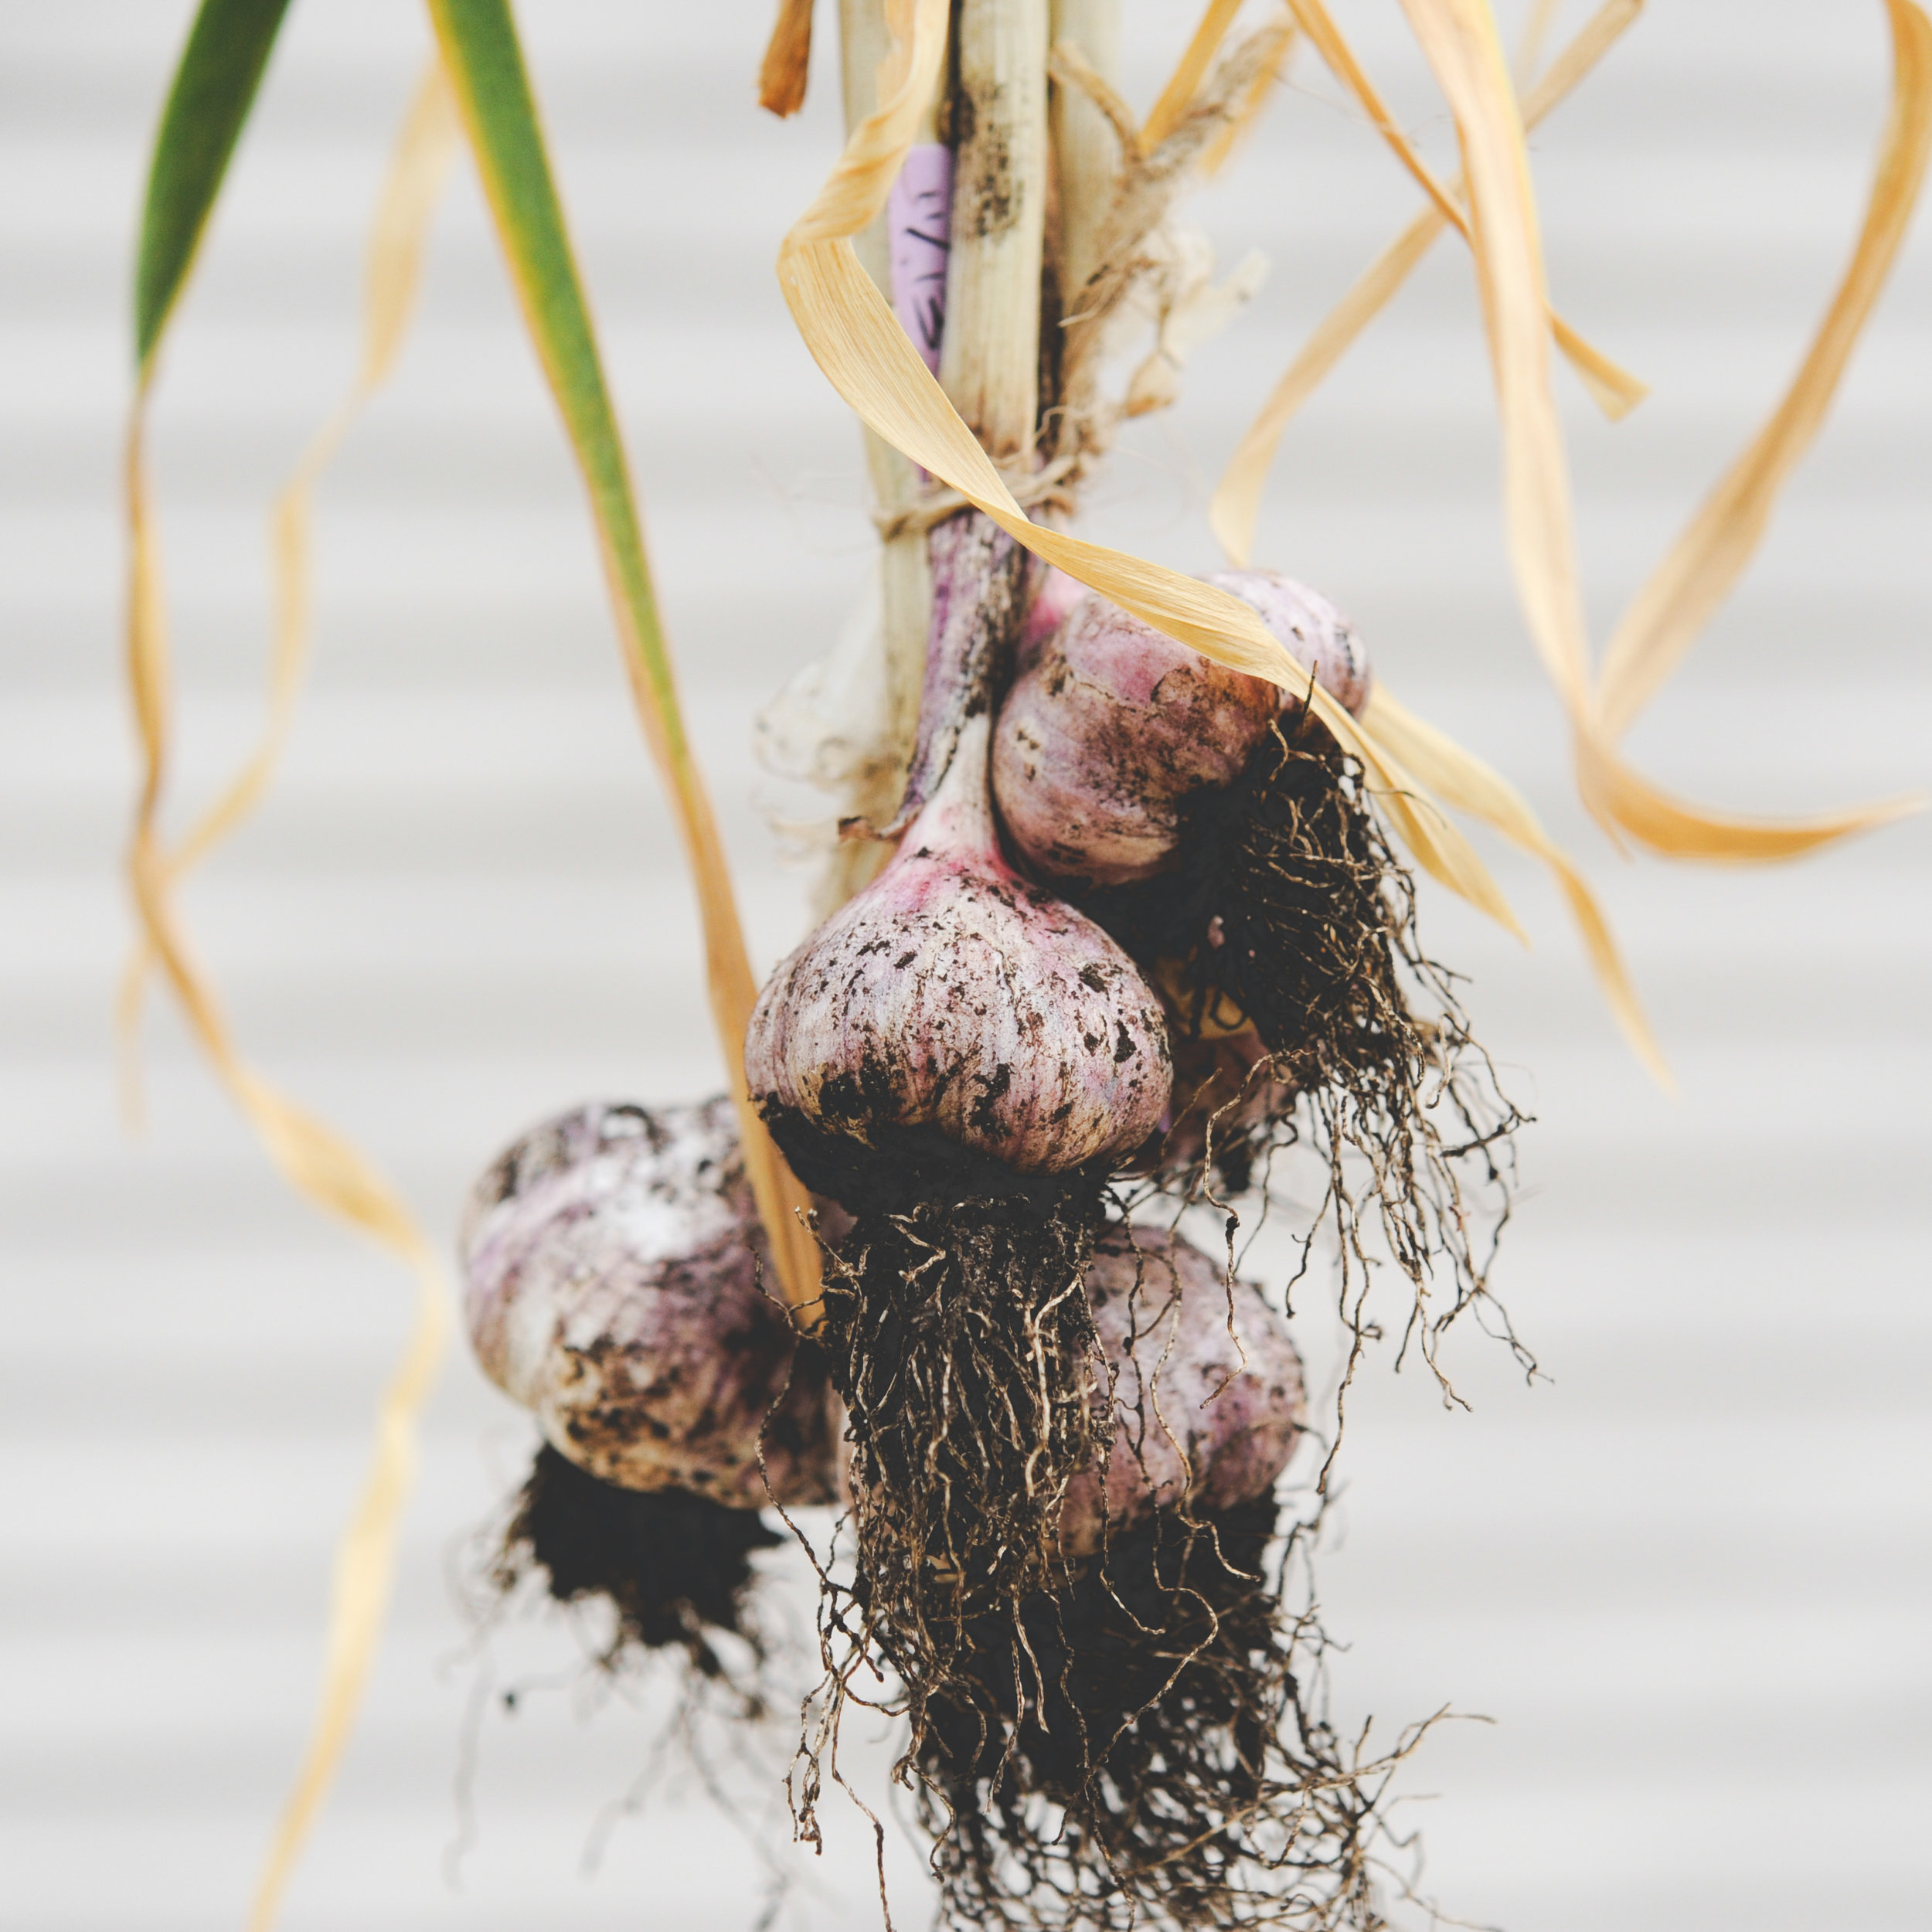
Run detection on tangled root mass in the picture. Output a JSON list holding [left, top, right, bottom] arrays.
[[1094, 722, 1527, 1417], [917, 1498, 1427, 1931], [825, 1180, 1107, 1650], [787, 1166, 1121, 1866], [494, 1444, 780, 1681]]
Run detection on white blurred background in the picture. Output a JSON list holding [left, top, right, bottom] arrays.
[[2, 2, 1928, 1927]]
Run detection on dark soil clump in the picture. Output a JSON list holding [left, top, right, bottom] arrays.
[[495, 1444, 781, 1679]]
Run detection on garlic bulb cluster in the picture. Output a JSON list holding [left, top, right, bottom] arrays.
[[461, 1097, 835, 1509], [1058, 1225, 1304, 1556], [747, 515, 1172, 1185], [992, 568, 1372, 889]]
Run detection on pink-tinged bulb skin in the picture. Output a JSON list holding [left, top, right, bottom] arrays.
[[1206, 569, 1372, 719], [993, 594, 1279, 889], [753, 512, 1171, 1178], [1015, 565, 1088, 675], [992, 573, 1373, 889], [460, 1098, 835, 1509], [747, 815, 1172, 1175], [1058, 1226, 1305, 1558]]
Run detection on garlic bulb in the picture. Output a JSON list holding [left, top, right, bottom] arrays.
[[992, 569, 1372, 889], [461, 1097, 835, 1509], [747, 515, 1172, 1184], [1058, 1225, 1304, 1556]]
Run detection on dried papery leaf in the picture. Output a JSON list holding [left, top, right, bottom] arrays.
[[778, 0, 1526, 940], [1594, 0, 1932, 745], [425, 0, 820, 1311], [1363, 689, 1668, 1083], [1284, 0, 1643, 418], [1122, 234, 1267, 417], [1515, 0, 1566, 92], [125, 20, 453, 1932], [1199, 15, 1298, 177], [760, 0, 817, 118], [1401, 0, 1928, 862], [1139, 0, 1243, 152], [1212, 0, 1641, 558], [122, 65, 460, 1094], [1054, 26, 1281, 442]]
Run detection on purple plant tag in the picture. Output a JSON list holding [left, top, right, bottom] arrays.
[[888, 143, 953, 374]]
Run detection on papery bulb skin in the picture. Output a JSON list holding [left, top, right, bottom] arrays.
[[460, 1097, 835, 1509], [748, 828, 1171, 1184], [992, 572, 1372, 889], [747, 655, 1172, 1186], [993, 593, 1277, 889], [1057, 1226, 1304, 1557], [1206, 568, 1372, 718]]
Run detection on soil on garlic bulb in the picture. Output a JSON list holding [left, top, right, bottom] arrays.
[[1097, 719, 1529, 1428], [460, 1097, 835, 1672], [995, 577, 1525, 1414]]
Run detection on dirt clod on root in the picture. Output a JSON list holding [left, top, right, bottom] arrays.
[[495, 1444, 781, 1679]]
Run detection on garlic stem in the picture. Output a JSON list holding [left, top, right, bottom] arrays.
[[1049, 0, 1121, 321], [940, 0, 1051, 460], [869, 509, 1031, 840]]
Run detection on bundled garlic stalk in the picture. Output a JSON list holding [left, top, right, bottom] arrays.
[[461, 1097, 836, 1671]]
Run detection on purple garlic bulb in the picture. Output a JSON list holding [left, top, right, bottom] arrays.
[[460, 1097, 836, 1509], [747, 516, 1172, 1179], [992, 569, 1372, 889], [1058, 1225, 1305, 1557], [1209, 568, 1372, 718]]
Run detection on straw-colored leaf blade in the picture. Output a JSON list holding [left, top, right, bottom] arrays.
[[135, 0, 294, 369], [128, 67, 467, 1927], [1141, 0, 1243, 152], [1595, 0, 1932, 742], [1364, 689, 1670, 1084], [1406, 0, 1927, 864], [1287, 0, 1643, 419], [1577, 737, 1924, 863], [1397, 0, 1597, 713], [1209, 0, 1643, 569], [426, 0, 821, 1310]]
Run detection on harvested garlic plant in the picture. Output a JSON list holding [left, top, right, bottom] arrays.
[[461, 1097, 835, 1668]]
